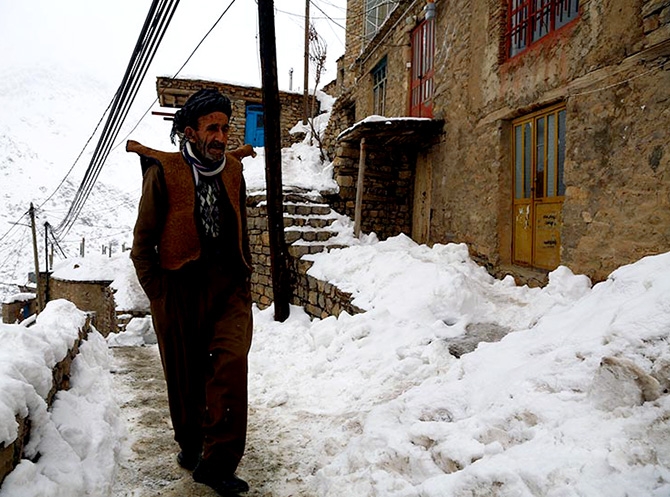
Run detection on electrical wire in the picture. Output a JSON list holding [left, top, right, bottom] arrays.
[[111, 0, 240, 152], [0, 224, 29, 275], [36, 95, 116, 211], [310, 0, 346, 31], [0, 210, 29, 246], [59, 0, 179, 233], [54, 0, 181, 240]]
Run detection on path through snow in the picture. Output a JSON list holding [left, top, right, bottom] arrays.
[[109, 345, 310, 497]]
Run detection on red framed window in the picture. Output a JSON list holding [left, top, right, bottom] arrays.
[[410, 18, 435, 118], [507, 0, 579, 58]]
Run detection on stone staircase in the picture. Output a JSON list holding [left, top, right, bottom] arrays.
[[280, 191, 349, 258]]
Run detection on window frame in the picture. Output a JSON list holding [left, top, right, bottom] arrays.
[[410, 18, 435, 118], [507, 0, 580, 58], [512, 103, 567, 201], [372, 57, 388, 116], [365, 0, 398, 42]]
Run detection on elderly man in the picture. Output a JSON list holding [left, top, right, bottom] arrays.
[[127, 88, 255, 496]]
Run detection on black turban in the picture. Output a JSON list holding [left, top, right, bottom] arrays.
[[170, 89, 232, 144]]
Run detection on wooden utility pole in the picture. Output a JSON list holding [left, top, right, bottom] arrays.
[[302, 0, 310, 124], [44, 222, 49, 272], [354, 138, 367, 237], [29, 203, 43, 312], [44, 222, 51, 304], [258, 0, 291, 322]]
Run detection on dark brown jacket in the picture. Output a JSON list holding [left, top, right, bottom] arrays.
[[128, 140, 253, 299]]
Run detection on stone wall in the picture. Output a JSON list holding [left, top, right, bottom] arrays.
[[155, 77, 321, 150], [331, 0, 670, 282], [1, 295, 37, 324], [327, 140, 415, 240], [48, 278, 116, 336], [0, 320, 90, 487], [246, 195, 363, 319]]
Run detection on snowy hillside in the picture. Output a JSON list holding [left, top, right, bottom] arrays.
[[0, 67, 148, 299]]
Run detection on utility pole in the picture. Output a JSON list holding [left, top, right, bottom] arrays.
[[44, 222, 51, 305], [258, 0, 291, 322], [44, 222, 49, 272], [354, 138, 367, 237], [303, 0, 310, 124], [29, 203, 43, 312]]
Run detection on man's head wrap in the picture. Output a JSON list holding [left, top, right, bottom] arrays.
[[170, 89, 232, 144]]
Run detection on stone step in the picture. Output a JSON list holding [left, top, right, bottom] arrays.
[[283, 191, 324, 204], [283, 203, 332, 216], [283, 215, 335, 229], [284, 227, 338, 243], [288, 242, 348, 259]]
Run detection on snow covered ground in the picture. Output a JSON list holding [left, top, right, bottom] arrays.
[[1, 234, 669, 496]]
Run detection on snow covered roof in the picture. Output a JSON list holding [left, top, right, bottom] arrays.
[[337, 116, 444, 146]]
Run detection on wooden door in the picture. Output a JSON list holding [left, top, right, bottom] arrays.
[[245, 104, 265, 147], [512, 105, 566, 270]]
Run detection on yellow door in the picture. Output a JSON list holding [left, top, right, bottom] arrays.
[[512, 105, 566, 270]]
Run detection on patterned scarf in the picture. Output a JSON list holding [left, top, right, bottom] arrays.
[[181, 142, 226, 238]]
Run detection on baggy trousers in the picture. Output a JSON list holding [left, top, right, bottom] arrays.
[[150, 259, 253, 474]]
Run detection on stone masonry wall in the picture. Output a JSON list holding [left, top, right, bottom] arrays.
[[156, 77, 321, 150], [1, 298, 37, 325], [327, 140, 415, 241], [335, 0, 670, 282], [246, 195, 363, 319], [48, 279, 117, 336], [0, 320, 90, 487]]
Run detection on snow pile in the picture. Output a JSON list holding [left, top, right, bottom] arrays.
[[0, 300, 124, 497], [249, 237, 670, 497], [108, 316, 156, 348]]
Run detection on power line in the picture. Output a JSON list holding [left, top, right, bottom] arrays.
[[54, 0, 181, 240], [0, 210, 29, 246], [36, 95, 116, 211], [310, 0, 346, 31], [111, 0, 240, 152]]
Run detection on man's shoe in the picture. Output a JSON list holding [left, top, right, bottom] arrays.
[[193, 460, 249, 495], [176, 451, 200, 471]]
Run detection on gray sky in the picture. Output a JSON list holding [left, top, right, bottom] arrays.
[[0, 0, 347, 92]]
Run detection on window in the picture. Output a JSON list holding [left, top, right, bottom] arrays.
[[512, 104, 567, 269], [508, 0, 579, 57], [365, 0, 398, 41], [410, 19, 435, 118], [372, 57, 388, 115]]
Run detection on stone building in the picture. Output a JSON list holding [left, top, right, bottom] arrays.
[[155, 77, 321, 149], [324, 0, 670, 283], [48, 277, 117, 336]]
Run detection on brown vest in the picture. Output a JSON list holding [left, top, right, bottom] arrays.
[[127, 140, 252, 272]]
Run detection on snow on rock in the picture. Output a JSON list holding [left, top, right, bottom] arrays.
[[0, 300, 124, 497], [1, 292, 36, 304], [107, 316, 156, 347], [0, 300, 86, 447]]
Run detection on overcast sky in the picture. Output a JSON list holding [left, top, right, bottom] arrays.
[[0, 0, 347, 93]]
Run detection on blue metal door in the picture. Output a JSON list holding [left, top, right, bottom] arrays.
[[244, 104, 265, 147]]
